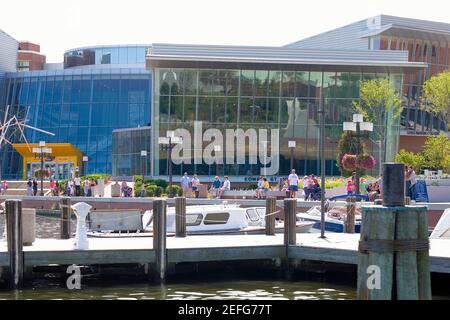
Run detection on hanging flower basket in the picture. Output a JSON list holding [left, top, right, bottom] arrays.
[[342, 154, 358, 171], [358, 154, 377, 170]]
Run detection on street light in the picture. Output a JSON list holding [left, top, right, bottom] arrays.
[[33, 141, 52, 196], [159, 131, 182, 198], [214, 145, 221, 176], [82, 156, 88, 177], [288, 140, 296, 171], [140, 150, 148, 179], [343, 114, 373, 194]]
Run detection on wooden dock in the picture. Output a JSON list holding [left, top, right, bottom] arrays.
[[1, 233, 449, 274]]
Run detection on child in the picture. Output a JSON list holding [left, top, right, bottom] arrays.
[[346, 179, 354, 195]]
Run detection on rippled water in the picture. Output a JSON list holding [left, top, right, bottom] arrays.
[[0, 277, 357, 300]]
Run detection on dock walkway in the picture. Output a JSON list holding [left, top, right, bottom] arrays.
[[1, 233, 449, 274]]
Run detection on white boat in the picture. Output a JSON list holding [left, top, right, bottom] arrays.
[[296, 204, 362, 233], [430, 208, 450, 239], [87, 202, 314, 237]]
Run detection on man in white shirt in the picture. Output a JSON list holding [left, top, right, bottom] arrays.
[[74, 175, 81, 196], [288, 169, 299, 198], [180, 172, 190, 197], [409, 166, 417, 201], [217, 176, 230, 198]]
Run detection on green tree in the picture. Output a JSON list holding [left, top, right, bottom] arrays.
[[395, 150, 426, 173], [423, 133, 450, 172], [422, 71, 450, 130], [352, 79, 403, 175]]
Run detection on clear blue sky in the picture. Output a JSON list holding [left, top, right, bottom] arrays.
[[1, 0, 449, 62]]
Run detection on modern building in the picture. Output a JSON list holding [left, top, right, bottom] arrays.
[[1, 15, 449, 181], [286, 15, 450, 150], [1, 44, 151, 179], [17, 41, 46, 71]]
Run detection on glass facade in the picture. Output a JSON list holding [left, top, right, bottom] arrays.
[[1, 68, 151, 179], [112, 126, 151, 177], [379, 36, 450, 134], [64, 46, 149, 69], [153, 68, 402, 178]]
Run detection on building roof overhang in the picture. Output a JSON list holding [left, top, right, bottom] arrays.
[[360, 24, 450, 42], [146, 44, 427, 73]]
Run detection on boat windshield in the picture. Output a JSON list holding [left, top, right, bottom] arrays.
[[186, 214, 203, 226], [246, 209, 260, 222], [204, 212, 230, 225]]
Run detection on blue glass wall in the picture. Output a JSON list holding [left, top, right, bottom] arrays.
[[64, 46, 149, 68], [1, 68, 151, 179]]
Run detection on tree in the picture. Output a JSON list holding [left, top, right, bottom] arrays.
[[395, 150, 426, 173], [352, 79, 403, 175], [422, 71, 450, 130], [423, 133, 450, 172]]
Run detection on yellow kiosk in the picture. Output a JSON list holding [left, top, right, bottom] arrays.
[[13, 143, 84, 180]]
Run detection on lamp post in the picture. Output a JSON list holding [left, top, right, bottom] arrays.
[[288, 140, 296, 171], [214, 145, 221, 176], [33, 141, 52, 196], [261, 140, 268, 177], [82, 156, 88, 177], [343, 114, 374, 194], [159, 131, 182, 198], [140, 150, 147, 179]]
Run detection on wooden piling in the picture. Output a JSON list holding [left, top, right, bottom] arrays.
[[405, 197, 411, 205], [417, 208, 432, 300], [6, 200, 24, 289], [345, 197, 356, 234], [153, 199, 167, 282], [284, 199, 296, 245], [357, 206, 396, 300], [175, 197, 186, 237], [265, 197, 276, 236], [60, 197, 71, 239]]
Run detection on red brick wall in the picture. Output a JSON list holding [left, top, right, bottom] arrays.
[[398, 135, 427, 153], [18, 52, 46, 71], [19, 42, 40, 52]]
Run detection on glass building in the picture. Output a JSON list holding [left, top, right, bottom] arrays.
[[148, 44, 424, 181], [1, 45, 151, 179], [112, 126, 151, 177]]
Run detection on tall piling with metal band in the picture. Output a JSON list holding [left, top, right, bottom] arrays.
[[153, 199, 167, 282], [345, 197, 356, 234], [175, 197, 186, 237], [265, 197, 276, 235], [6, 200, 24, 289], [60, 197, 71, 239], [357, 163, 431, 300]]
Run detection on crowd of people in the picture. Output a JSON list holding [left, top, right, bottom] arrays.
[[25, 176, 98, 197]]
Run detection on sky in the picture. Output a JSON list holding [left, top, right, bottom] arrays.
[[1, 0, 450, 63]]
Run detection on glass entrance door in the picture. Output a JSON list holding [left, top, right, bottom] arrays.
[[26, 162, 75, 181]]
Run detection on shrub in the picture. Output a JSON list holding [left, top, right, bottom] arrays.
[[395, 150, 426, 172], [153, 179, 168, 188], [154, 186, 164, 197], [145, 185, 157, 197], [166, 185, 183, 196]]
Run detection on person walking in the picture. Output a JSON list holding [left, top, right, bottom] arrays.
[[32, 179, 38, 196], [90, 178, 97, 197], [302, 176, 311, 201], [27, 178, 33, 196], [287, 169, 299, 198], [83, 178, 89, 196], [408, 166, 417, 201], [180, 172, 190, 197], [262, 178, 270, 198], [74, 175, 81, 197], [346, 179, 354, 196], [191, 174, 200, 198], [49, 179, 55, 196], [140, 183, 146, 197], [55, 180, 60, 196], [256, 177, 264, 199]]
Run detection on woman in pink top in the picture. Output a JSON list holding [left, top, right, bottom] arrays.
[[346, 179, 354, 195]]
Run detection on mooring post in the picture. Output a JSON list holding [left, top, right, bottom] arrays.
[[405, 197, 411, 205], [284, 198, 297, 245], [357, 163, 431, 300], [153, 199, 167, 282], [175, 197, 186, 237], [60, 197, 71, 239], [6, 200, 24, 289], [265, 197, 276, 235], [344, 197, 356, 234]]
